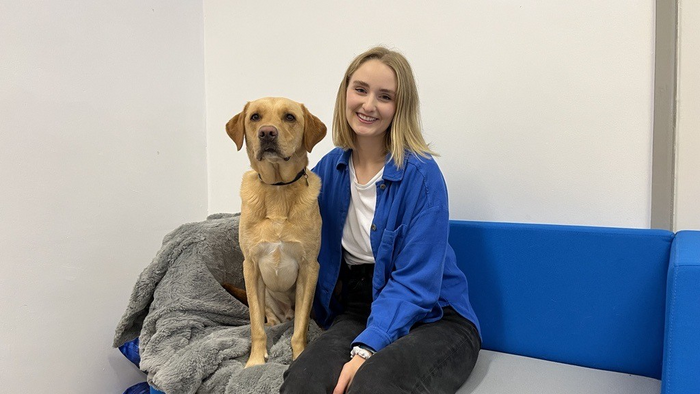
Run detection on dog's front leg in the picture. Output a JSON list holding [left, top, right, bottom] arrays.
[[244, 258, 268, 367], [291, 259, 320, 360]]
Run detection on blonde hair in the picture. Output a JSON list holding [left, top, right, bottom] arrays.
[[333, 46, 437, 167]]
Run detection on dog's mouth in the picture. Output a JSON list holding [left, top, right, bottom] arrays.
[[256, 147, 291, 162]]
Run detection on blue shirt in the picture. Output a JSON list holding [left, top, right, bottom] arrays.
[[312, 148, 481, 352]]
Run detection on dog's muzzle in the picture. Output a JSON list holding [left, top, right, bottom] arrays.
[[256, 126, 287, 161]]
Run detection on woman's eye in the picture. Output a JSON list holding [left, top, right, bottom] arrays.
[[354, 87, 366, 94], [380, 95, 393, 101], [250, 113, 260, 121], [285, 113, 296, 122]]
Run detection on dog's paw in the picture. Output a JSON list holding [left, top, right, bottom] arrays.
[[244, 358, 265, 368], [292, 347, 304, 361], [244, 352, 269, 368]]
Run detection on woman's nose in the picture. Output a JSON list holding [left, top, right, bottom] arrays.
[[362, 95, 377, 112]]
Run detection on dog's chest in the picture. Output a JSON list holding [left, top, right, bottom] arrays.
[[251, 215, 303, 294], [242, 184, 317, 291], [255, 239, 302, 292], [263, 187, 297, 219]]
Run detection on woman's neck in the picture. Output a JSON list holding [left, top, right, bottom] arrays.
[[352, 136, 387, 184]]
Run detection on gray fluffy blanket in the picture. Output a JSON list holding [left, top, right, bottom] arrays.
[[113, 213, 322, 394]]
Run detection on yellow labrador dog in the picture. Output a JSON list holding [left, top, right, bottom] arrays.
[[226, 97, 326, 367]]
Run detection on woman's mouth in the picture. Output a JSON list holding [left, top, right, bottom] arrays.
[[357, 113, 378, 124]]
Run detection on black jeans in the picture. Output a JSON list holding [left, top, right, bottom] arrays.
[[280, 263, 481, 394]]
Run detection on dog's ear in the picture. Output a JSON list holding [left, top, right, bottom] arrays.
[[302, 104, 327, 153], [226, 103, 248, 151]]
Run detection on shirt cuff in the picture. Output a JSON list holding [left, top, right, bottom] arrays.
[[353, 326, 393, 353], [350, 342, 376, 353]]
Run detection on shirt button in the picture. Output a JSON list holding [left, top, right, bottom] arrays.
[[371, 224, 377, 231], [379, 184, 386, 190]]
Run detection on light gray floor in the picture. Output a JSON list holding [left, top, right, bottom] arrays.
[[457, 350, 661, 394]]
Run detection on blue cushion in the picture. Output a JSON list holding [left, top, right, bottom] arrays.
[[124, 382, 150, 394], [118, 338, 150, 394], [449, 220, 673, 379], [662, 230, 700, 393], [119, 338, 141, 367]]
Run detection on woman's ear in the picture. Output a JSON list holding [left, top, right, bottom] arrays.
[[302, 104, 327, 153]]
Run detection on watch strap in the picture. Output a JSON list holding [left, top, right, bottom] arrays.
[[350, 345, 374, 360]]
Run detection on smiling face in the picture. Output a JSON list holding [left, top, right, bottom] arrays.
[[345, 59, 397, 144]]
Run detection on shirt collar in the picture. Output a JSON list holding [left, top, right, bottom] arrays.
[[335, 149, 405, 182]]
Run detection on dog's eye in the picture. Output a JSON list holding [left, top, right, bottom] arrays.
[[285, 114, 296, 122], [250, 113, 260, 121]]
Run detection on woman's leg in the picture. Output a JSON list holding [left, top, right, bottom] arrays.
[[348, 307, 481, 394], [281, 263, 375, 394], [280, 311, 366, 394]]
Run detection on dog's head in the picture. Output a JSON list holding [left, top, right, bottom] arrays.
[[226, 98, 326, 173]]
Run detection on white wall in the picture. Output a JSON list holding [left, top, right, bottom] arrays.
[[205, 0, 656, 228], [0, 1, 207, 393], [675, 0, 700, 231]]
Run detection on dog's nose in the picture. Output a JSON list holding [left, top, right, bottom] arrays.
[[258, 126, 278, 141]]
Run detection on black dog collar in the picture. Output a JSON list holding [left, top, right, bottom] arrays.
[[258, 168, 308, 186]]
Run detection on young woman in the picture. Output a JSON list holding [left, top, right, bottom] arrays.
[[280, 47, 481, 394]]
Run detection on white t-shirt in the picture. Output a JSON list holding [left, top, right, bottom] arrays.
[[342, 157, 384, 266]]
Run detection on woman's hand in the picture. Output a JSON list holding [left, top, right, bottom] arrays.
[[333, 355, 366, 394]]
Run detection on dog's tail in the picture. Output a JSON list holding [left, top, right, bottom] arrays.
[[221, 283, 248, 306]]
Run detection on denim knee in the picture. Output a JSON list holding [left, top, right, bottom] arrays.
[[347, 364, 407, 394], [281, 348, 344, 394], [280, 361, 326, 394]]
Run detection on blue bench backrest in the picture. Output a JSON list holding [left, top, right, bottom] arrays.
[[449, 220, 674, 379]]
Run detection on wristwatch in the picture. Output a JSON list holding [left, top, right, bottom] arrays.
[[350, 345, 374, 360]]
